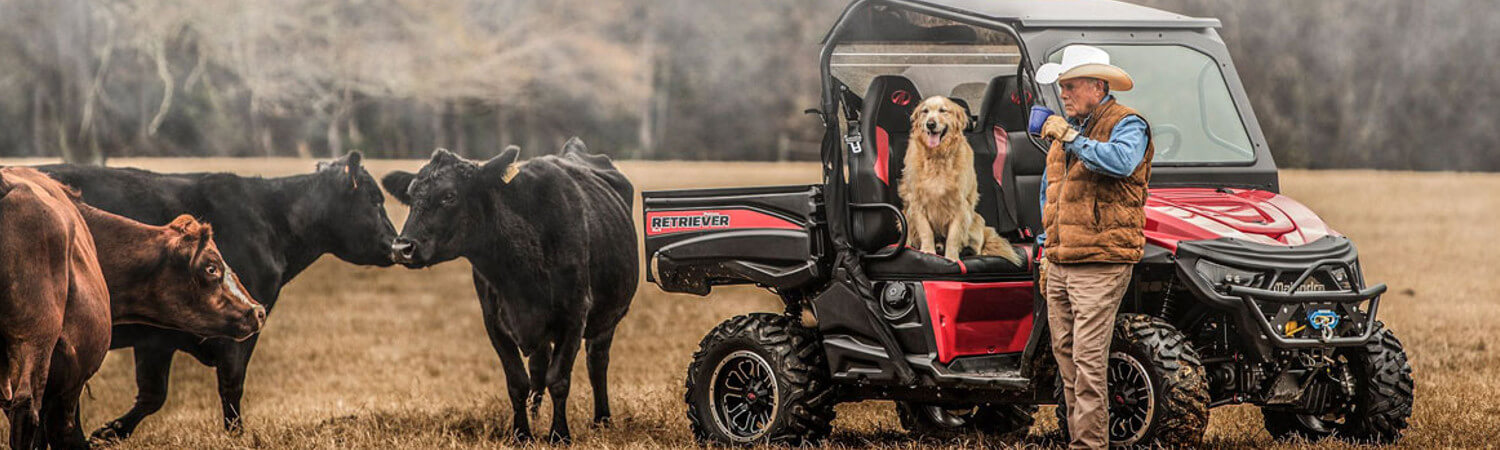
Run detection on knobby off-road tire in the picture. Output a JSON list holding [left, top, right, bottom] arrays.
[[1262, 323, 1414, 444], [1056, 314, 1210, 447], [684, 313, 837, 446], [896, 402, 1036, 441]]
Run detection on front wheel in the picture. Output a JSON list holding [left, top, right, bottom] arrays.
[[1056, 314, 1210, 447], [684, 313, 836, 445], [1262, 324, 1414, 444]]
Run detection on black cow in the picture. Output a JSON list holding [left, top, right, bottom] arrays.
[[36, 152, 397, 441], [381, 138, 638, 443]]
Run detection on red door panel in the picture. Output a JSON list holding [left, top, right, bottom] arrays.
[[924, 281, 1035, 363]]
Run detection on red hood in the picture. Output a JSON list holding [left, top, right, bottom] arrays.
[[1144, 188, 1338, 251]]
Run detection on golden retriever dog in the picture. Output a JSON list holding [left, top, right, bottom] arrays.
[[899, 96, 1020, 264]]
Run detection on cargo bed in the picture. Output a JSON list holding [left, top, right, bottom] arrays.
[[643, 184, 826, 295]]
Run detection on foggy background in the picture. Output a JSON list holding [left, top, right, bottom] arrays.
[[0, 0, 1488, 170]]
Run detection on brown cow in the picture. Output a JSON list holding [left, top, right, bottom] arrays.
[[0, 167, 265, 449]]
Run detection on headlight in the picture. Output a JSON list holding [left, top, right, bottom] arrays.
[[1328, 266, 1352, 290], [1195, 260, 1264, 288]]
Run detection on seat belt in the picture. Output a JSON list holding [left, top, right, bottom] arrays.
[[840, 84, 864, 155]]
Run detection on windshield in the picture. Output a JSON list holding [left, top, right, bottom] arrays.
[[833, 43, 1019, 109], [831, 7, 1020, 114], [1046, 45, 1255, 164]]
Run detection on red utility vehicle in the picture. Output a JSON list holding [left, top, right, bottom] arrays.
[[643, 0, 1414, 446]]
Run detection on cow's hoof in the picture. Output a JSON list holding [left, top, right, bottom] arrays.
[[89, 421, 131, 443], [591, 415, 612, 428], [223, 417, 245, 436], [509, 428, 534, 443], [547, 430, 572, 445]]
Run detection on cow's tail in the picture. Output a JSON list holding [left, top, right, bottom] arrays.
[[980, 227, 1022, 265], [560, 136, 634, 205]]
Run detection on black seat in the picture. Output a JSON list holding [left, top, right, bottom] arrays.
[[849, 76, 920, 252], [983, 76, 1049, 236], [867, 244, 1033, 281], [973, 75, 1034, 239]]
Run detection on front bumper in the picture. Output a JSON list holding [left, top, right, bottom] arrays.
[[1174, 236, 1386, 350]]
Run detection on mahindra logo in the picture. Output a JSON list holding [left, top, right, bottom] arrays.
[[891, 90, 912, 106], [650, 212, 731, 233], [1270, 280, 1326, 293]]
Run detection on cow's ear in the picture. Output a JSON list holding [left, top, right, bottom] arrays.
[[481, 145, 522, 184], [342, 151, 364, 188], [327, 150, 365, 189], [166, 215, 213, 261], [381, 171, 416, 205], [343, 150, 364, 169]]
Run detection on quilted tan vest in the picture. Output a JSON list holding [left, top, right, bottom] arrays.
[[1041, 99, 1155, 264]]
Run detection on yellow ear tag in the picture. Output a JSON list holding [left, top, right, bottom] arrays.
[[502, 163, 522, 183]]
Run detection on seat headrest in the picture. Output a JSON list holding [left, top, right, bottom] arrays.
[[979, 75, 1032, 133], [862, 75, 921, 133], [949, 98, 979, 133]]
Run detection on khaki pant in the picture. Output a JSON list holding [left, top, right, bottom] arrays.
[[1042, 259, 1133, 450]]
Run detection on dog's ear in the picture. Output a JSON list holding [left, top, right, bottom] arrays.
[[955, 106, 971, 132]]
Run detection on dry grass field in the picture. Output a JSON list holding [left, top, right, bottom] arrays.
[[0, 157, 1496, 449]]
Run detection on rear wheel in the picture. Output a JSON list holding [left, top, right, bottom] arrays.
[[1056, 314, 1210, 447], [895, 402, 1036, 440], [1262, 324, 1414, 444], [685, 313, 836, 445]]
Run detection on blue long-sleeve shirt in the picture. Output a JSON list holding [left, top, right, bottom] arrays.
[[1037, 97, 1150, 247]]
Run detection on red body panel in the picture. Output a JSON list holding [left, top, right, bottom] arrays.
[[991, 126, 1009, 187], [924, 281, 1035, 363], [875, 126, 891, 185], [1144, 188, 1338, 251], [645, 209, 801, 236]]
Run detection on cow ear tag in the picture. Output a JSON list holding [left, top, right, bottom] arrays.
[[344, 165, 359, 189], [489, 145, 522, 184]]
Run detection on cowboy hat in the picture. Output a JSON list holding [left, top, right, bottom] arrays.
[[1036, 45, 1134, 91]]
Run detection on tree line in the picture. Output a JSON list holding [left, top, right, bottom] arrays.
[[0, 0, 1490, 171]]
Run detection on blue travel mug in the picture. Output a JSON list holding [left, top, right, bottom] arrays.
[[1027, 106, 1054, 136]]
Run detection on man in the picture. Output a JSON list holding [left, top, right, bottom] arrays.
[[1035, 45, 1153, 449]]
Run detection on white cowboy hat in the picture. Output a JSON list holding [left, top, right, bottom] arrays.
[[1036, 45, 1134, 92]]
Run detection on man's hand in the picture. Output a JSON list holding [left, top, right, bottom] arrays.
[[1038, 257, 1050, 292], [1041, 116, 1080, 142]]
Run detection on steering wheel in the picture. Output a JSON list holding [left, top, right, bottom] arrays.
[[1153, 124, 1183, 160]]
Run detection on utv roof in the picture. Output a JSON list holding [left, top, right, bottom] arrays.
[[901, 0, 1221, 29]]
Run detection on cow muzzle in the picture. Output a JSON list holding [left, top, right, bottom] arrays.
[[233, 305, 267, 341], [391, 237, 418, 265]]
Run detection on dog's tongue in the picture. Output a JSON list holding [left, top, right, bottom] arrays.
[[926, 133, 941, 148]]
